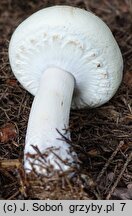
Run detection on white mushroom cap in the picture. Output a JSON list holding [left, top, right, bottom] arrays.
[[9, 5, 123, 108]]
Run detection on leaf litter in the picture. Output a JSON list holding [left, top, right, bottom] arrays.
[[0, 0, 132, 200]]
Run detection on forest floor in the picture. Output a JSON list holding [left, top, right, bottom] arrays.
[[0, 0, 132, 199]]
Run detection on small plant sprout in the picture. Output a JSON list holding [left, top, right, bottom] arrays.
[[9, 6, 123, 174]]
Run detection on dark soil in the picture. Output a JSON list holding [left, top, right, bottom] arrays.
[[0, 0, 132, 200]]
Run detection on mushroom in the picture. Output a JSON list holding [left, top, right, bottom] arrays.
[[9, 6, 123, 174]]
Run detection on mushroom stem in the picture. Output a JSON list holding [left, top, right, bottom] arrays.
[[24, 67, 75, 172]]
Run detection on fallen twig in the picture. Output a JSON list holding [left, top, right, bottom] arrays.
[[106, 152, 132, 200], [96, 141, 124, 183]]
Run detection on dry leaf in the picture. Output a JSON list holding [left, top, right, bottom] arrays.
[[6, 79, 17, 87], [0, 159, 21, 169], [87, 149, 98, 157], [0, 123, 17, 143]]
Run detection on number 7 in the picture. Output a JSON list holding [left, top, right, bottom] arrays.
[[120, 203, 126, 211]]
